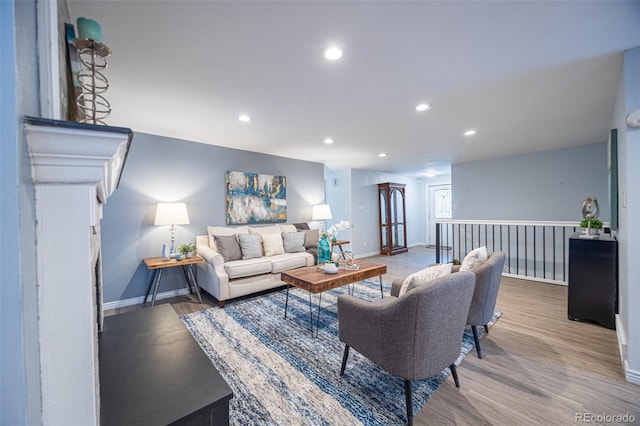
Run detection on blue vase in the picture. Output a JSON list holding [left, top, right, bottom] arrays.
[[318, 236, 331, 263]]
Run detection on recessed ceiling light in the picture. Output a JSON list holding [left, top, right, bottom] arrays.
[[324, 46, 343, 61], [379, 152, 388, 158], [323, 138, 334, 144], [464, 129, 476, 136], [238, 114, 251, 122], [415, 103, 431, 112]]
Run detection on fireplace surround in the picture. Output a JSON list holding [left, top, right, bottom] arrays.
[[24, 117, 132, 425]]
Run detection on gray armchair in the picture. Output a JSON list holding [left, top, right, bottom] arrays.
[[338, 272, 476, 425], [391, 251, 506, 359], [458, 251, 506, 358]]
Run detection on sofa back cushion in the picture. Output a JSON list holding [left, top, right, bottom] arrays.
[[214, 235, 242, 261], [279, 224, 298, 233], [248, 224, 282, 235], [207, 225, 249, 251], [238, 233, 263, 260]]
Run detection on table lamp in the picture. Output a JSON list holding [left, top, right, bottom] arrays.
[[154, 202, 190, 258], [312, 204, 332, 234]]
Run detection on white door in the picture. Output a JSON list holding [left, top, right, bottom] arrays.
[[427, 184, 452, 246]]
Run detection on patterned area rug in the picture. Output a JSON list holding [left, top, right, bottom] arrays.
[[182, 280, 502, 425]]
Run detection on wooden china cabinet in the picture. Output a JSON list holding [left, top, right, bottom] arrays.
[[378, 182, 408, 255]]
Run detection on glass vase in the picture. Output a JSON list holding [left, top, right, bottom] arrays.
[[318, 236, 331, 263]]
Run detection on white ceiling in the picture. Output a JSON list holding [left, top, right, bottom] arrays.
[[67, 0, 640, 178]]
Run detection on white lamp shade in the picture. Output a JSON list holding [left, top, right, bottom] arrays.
[[312, 204, 332, 221], [154, 202, 190, 225]]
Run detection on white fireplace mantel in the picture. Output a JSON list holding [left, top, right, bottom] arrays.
[[24, 117, 132, 426]]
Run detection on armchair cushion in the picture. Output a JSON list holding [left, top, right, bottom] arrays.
[[398, 263, 452, 296], [460, 246, 488, 271]]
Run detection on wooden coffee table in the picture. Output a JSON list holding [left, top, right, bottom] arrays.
[[281, 260, 387, 336]]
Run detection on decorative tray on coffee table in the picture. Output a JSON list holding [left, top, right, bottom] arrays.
[[339, 264, 360, 271]]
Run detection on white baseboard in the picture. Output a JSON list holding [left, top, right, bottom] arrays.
[[614, 315, 640, 385], [102, 288, 191, 311], [626, 368, 640, 385], [502, 273, 567, 286], [354, 250, 381, 259]]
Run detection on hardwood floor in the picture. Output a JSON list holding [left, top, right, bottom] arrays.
[[106, 247, 640, 424]]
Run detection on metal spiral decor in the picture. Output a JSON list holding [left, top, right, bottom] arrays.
[[74, 38, 112, 125]]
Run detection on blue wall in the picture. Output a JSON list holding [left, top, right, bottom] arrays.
[[452, 143, 609, 222], [1, 0, 42, 423], [100, 132, 325, 303]]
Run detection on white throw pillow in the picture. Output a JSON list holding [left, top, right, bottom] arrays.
[[398, 263, 452, 297], [459, 246, 489, 272], [261, 233, 285, 256]]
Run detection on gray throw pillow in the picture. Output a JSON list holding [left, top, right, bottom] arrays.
[[303, 229, 319, 249], [214, 235, 242, 261], [282, 231, 306, 253], [238, 233, 263, 259], [294, 222, 310, 231]]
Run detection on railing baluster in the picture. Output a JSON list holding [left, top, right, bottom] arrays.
[[533, 226, 537, 278], [492, 224, 495, 252], [516, 225, 519, 275], [562, 226, 569, 281], [524, 225, 528, 277], [544, 228, 547, 278], [553, 226, 556, 281], [435, 223, 441, 264], [508, 226, 511, 273], [436, 221, 574, 283]]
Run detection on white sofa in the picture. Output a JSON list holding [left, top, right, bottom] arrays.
[[196, 223, 318, 307]]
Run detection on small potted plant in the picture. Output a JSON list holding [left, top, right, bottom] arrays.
[[580, 218, 603, 235], [178, 242, 197, 259]]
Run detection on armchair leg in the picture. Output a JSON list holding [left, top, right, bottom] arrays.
[[449, 364, 460, 387], [404, 379, 413, 426], [340, 345, 350, 376], [484, 324, 489, 334], [471, 325, 483, 359]]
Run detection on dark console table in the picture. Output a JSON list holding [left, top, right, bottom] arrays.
[[99, 304, 233, 425], [568, 233, 617, 330]]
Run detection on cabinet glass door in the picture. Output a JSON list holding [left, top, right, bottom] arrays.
[[380, 188, 388, 250], [391, 187, 405, 249]]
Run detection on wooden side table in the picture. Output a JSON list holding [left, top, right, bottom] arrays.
[[332, 240, 350, 259], [143, 256, 203, 306]]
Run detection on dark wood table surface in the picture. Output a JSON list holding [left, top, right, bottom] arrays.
[[99, 304, 233, 425]]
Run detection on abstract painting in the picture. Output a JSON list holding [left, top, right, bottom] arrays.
[[226, 171, 287, 224]]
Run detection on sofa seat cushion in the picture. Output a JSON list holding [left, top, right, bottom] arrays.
[[224, 257, 273, 279], [270, 252, 312, 273]]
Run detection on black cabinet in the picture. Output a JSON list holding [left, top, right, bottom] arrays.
[[568, 233, 617, 329]]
